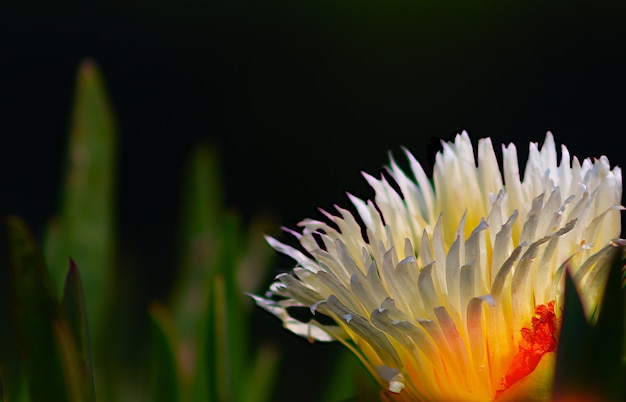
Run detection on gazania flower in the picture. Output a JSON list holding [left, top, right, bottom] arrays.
[[253, 133, 623, 401]]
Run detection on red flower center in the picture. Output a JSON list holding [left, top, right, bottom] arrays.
[[499, 301, 558, 391]]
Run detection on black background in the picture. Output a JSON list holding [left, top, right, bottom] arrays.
[[2, 1, 626, 400]]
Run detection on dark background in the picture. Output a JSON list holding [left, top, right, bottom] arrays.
[[2, 1, 626, 400]]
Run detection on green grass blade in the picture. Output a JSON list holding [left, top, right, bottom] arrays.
[[321, 349, 358, 402], [53, 318, 89, 402], [583, 244, 625, 401], [208, 268, 246, 402], [178, 142, 222, 257], [207, 217, 249, 402], [242, 343, 280, 402], [4, 216, 70, 402], [219, 213, 246, 402], [148, 303, 181, 402], [173, 142, 221, 342], [321, 348, 379, 402], [173, 143, 222, 401], [553, 247, 626, 402], [62, 260, 97, 402], [552, 268, 592, 400], [210, 275, 230, 402], [174, 144, 278, 402], [236, 215, 276, 296], [208, 269, 247, 402], [43, 59, 117, 331], [189, 314, 210, 402]]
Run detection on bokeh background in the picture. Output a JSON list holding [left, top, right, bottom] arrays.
[[2, 1, 626, 400]]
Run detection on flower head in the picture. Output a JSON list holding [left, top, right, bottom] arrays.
[[254, 132, 623, 401]]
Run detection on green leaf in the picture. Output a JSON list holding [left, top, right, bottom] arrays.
[[62, 260, 97, 402], [208, 275, 230, 402], [172, 143, 223, 401], [172, 142, 221, 345], [207, 265, 246, 402], [217, 213, 247, 401], [4, 216, 71, 402], [552, 267, 592, 400], [53, 317, 90, 402], [553, 244, 626, 401], [44, 59, 117, 333], [236, 215, 277, 296], [242, 343, 280, 402], [584, 244, 625, 401], [178, 142, 222, 256], [321, 349, 379, 402], [321, 349, 358, 402], [173, 143, 278, 402], [148, 303, 181, 402], [189, 313, 210, 402]]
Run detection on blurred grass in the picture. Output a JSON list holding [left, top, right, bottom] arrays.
[[5, 216, 69, 401], [3, 217, 87, 402], [553, 246, 626, 401], [3, 58, 623, 402], [43, 60, 117, 340], [0, 56, 402, 402], [33, 60, 298, 402], [61, 261, 96, 402], [321, 349, 379, 402], [170, 143, 284, 402], [148, 303, 181, 402]]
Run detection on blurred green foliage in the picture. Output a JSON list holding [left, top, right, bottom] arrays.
[[4, 216, 79, 402], [0, 60, 370, 402], [44, 60, 117, 332], [0, 61, 272, 402], [552, 246, 626, 401], [0, 60, 624, 402]]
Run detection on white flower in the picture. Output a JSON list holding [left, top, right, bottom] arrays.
[[253, 132, 622, 401]]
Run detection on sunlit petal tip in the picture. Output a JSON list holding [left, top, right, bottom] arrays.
[[255, 132, 622, 401]]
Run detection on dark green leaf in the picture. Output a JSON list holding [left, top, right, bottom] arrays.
[[218, 213, 247, 401], [178, 142, 222, 255], [321, 349, 379, 402], [173, 143, 222, 401], [53, 318, 90, 402], [148, 303, 181, 402], [208, 266, 247, 402], [44, 59, 117, 334], [552, 267, 592, 400], [209, 275, 230, 402], [553, 245, 626, 401], [242, 343, 280, 402], [584, 245, 625, 401], [62, 260, 97, 402], [5, 216, 70, 402], [236, 215, 277, 296], [321, 349, 359, 402]]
